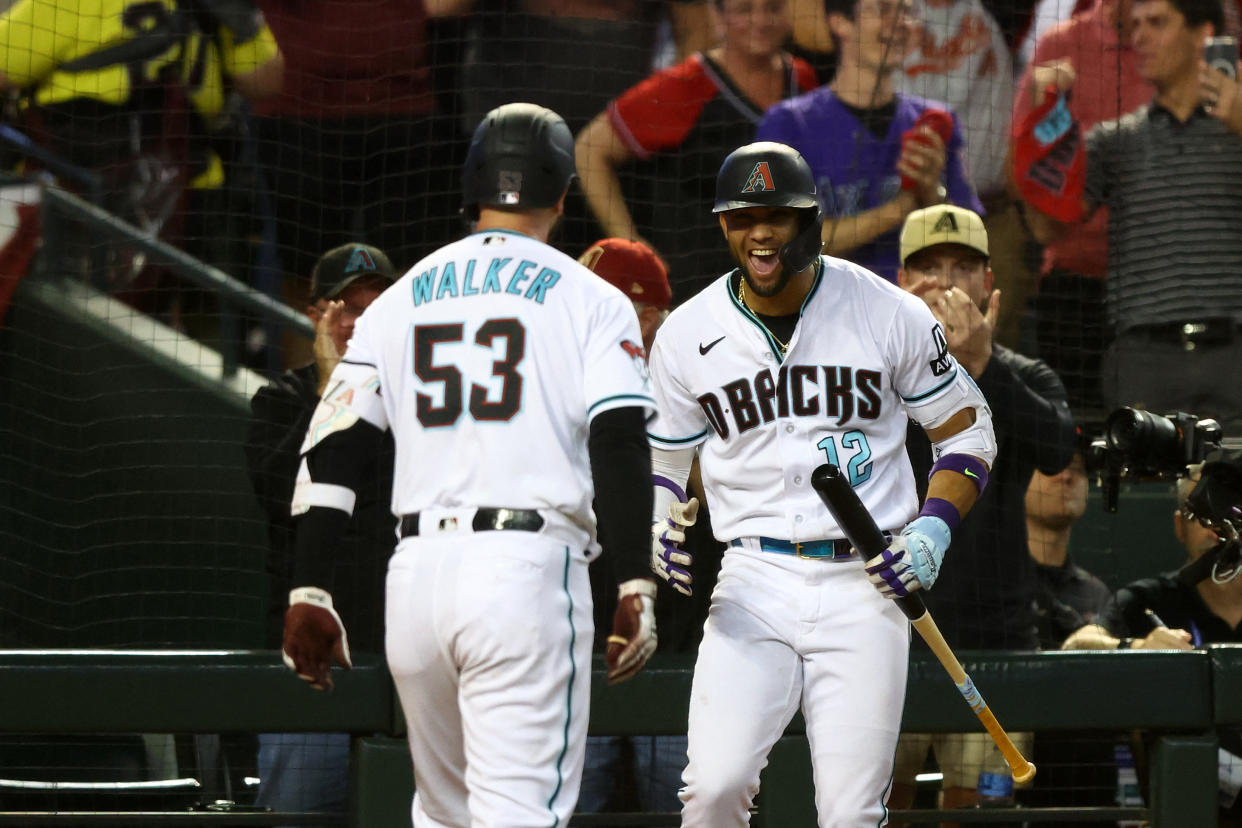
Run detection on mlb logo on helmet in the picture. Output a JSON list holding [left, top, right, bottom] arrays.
[[497, 170, 523, 205], [741, 161, 775, 194]]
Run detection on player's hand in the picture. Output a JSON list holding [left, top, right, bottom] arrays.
[[606, 578, 658, 684], [1200, 59, 1242, 134], [651, 496, 699, 596], [896, 126, 947, 207], [313, 301, 344, 395], [933, 286, 998, 378], [282, 587, 353, 691], [863, 516, 951, 598]]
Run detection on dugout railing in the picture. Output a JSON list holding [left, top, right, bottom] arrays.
[[0, 648, 1235, 826]]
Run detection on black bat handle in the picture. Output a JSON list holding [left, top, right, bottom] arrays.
[[810, 463, 926, 622]]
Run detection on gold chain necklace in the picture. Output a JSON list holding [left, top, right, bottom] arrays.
[[738, 276, 791, 355]]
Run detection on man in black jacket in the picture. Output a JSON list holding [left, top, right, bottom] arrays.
[[243, 243, 395, 819], [891, 205, 1077, 814]]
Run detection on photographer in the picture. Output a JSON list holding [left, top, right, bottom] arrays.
[[1063, 469, 1242, 650], [1063, 467, 1242, 823]]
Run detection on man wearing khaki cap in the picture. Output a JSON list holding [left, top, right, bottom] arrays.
[[579, 237, 672, 352], [889, 206, 1077, 815]]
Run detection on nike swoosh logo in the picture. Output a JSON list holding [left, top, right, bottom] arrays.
[[699, 336, 726, 355], [964, 469, 980, 479]]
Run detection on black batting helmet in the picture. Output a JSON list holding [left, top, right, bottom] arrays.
[[461, 102, 576, 220], [714, 142, 824, 274]]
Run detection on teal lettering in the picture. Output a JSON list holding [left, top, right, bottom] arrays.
[[506, 259, 537, 296], [461, 259, 479, 296], [483, 257, 509, 293], [436, 261, 459, 300], [412, 267, 436, 306], [524, 267, 561, 304]]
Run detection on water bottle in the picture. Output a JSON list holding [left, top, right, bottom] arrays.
[[976, 747, 1016, 808]]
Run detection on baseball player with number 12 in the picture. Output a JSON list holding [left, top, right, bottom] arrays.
[[647, 141, 997, 825], [280, 102, 661, 828]]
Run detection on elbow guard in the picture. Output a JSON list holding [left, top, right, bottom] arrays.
[[904, 365, 997, 469], [929, 403, 997, 470]]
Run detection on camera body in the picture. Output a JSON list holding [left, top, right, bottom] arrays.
[[1090, 408, 1241, 584], [1089, 408, 1222, 511]]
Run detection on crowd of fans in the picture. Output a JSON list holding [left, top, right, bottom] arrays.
[[3, 0, 1239, 421], [2, 0, 1241, 822]]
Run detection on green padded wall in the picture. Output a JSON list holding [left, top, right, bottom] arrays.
[[0, 279, 269, 648]]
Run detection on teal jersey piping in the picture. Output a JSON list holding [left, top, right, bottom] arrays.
[[545, 546, 576, 827], [724, 258, 825, 363], [901, 368, 958, 403]]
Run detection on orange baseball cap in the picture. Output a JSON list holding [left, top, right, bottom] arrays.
[[578, 238, 672, 310]]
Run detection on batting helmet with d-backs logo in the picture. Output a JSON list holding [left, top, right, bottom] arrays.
[[713, 141, 824, 275], [462, 102, 577, 220]]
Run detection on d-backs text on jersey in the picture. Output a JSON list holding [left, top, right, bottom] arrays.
[[698, 363, 881, 439]]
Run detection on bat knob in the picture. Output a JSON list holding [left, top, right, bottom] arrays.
[[811, 463, 843, 489]]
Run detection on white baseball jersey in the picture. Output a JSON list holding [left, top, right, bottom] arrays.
[[648, 255, 980, 541], [343, 229, 656, 551], [655, 256, 988, 826], [340, 227, 654, 828]]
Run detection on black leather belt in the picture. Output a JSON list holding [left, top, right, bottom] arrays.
[[1128, 319, 1239, 350], [399, 508, 545, 538]]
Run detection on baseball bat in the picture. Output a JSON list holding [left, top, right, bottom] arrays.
[[810, 463, 1036, 784]]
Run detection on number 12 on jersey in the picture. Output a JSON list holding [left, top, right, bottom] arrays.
[[817, 431, 873, 485], [413, 318, 526, 427]]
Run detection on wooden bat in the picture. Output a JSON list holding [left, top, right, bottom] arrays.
[[810, 463, 1036, 784]]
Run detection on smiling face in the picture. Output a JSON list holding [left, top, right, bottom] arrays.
[[718, 0, 791, 60], [718, 205, 804, 298], [831, 0, 919, 74]]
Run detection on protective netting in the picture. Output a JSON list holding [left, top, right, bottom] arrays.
[[0, 0, 1240, 821]]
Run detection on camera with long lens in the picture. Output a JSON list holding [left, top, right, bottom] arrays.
[[1090, 407, 1241, 584], [1091, 408, 1223, 511]]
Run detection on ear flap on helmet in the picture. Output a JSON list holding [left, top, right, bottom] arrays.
[[778, 206, 825, 275]]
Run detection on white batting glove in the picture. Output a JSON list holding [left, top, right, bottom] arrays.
[[863, 516, 951, 598], [651, 497, 699, 596], [282, 587, 353, 691], [606, 578, 658, 684]]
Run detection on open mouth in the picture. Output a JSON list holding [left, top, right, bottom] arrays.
[[748, 248, 779, 277]]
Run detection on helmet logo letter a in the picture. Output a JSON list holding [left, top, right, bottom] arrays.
[[741, 161, 775, 193]]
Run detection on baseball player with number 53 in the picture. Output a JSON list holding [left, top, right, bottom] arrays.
[[647, 141, 997, 825], [280, 102, 661, 828]]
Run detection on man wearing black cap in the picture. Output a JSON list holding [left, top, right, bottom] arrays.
[[243, 242, 396, 821]]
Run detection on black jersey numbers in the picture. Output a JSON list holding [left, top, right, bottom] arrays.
[[470, 318, 525, 421], [413, 319, 527, 427]]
